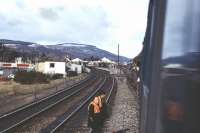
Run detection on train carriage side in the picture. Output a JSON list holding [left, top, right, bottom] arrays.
[[140, 0, 200, 133]]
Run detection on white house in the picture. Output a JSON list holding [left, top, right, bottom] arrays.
[[0, 58, 34, 78], [35, 61, 66, 77], [72, 58, 82, 62], [67, 63, 83, 74], [101, 57, 112, 63], [71, 58, 83, 65], [87, 61, 100, 67]]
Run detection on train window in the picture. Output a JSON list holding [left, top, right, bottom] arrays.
[[160, 0, 200, 133]]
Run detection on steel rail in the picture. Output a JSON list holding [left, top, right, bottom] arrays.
[[0, 72, 92, 119], [2, 77, 102, 133], [50, 76, 115, 133], [88, 77, 115, 133], [0, 71, 100, 132], [106, 78, 115, 103]]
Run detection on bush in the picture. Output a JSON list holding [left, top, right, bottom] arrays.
[[51, 74, 64, 80], [14, 71, 49, 84], [67, 71, 78, 77]]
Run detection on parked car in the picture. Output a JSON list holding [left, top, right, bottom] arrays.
[[0, 69, 3, 76], [8, 74, 15, 79]]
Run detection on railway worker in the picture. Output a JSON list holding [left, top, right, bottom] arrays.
[[88, 96, 102, 133], [98, 91, 108, 124]]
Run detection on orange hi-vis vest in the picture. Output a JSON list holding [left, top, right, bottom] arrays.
[[88, 96, 105, 114], [98, 96, 103, 108], [90, 102, 101, 113], [88, 101, 101, 113]]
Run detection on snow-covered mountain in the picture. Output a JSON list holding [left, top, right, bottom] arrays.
[[0, 39, 130, 62]]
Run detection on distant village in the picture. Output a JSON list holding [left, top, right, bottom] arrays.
[[0, 56, 117, 80]]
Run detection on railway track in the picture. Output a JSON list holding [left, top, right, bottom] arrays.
[[51, 76, 116, 133], [9, 74, 105, 132], [0, 69, 107, 132]]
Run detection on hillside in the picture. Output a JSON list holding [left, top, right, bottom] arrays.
[[0, 39, 130, 62]]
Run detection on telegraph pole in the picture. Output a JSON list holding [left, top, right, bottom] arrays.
[[0, 42, 4, 62], [0, 42, 2, 61], [118, 44, 121, 74], [118, 44, 119, 66]]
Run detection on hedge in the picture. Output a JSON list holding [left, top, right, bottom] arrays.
[[14, 71, 49, 84]]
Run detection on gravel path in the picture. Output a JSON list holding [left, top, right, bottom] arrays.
[[102, 77, 139, 133]]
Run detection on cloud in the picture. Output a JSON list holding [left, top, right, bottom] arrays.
[[0, 0, 149, 58], [39, 8, 59, 21]]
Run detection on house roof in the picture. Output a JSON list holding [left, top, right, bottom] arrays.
[[101, 57, 112, 63], [72, 58, 83, 62]]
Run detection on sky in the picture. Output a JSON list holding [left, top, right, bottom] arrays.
[[0, 0, 149, 58]]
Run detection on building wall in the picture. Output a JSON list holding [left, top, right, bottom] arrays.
[[84, 67, 91, 73], [35, 62, 45, 73], [35, 62, 66, 77], [44, 62, 66, 75], [70, 64, 82, 74]]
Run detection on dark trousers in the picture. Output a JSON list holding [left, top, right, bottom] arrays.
[[90, 127, 101, 133]]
